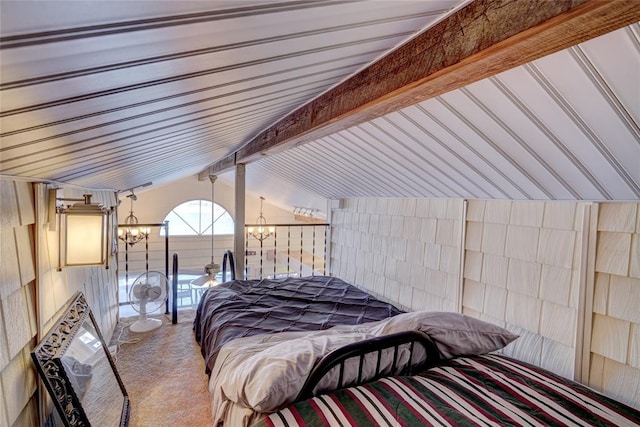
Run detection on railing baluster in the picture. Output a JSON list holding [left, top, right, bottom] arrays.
[[259, 231, 264, 279], [243, 223, 329, 280], [287, 226, 291, 276], [299, 226, 303, 278], [323, 225, 327, 275], [312, 226, 316, 276], [245, 229, 249, 280]]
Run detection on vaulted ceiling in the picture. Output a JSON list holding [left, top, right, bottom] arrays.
[[1, 1, 638, 207]]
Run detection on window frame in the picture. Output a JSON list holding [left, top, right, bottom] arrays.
[[160, 199, 234, 237]]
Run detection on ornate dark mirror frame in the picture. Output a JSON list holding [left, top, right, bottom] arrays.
[[31, 292, 130, 427]]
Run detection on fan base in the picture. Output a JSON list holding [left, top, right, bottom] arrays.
[[130, 318, 162, 333]]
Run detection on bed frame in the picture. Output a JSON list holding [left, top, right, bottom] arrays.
[[296, 330, 440, 401]]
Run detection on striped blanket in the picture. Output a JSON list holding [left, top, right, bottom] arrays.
[[257, 354, 640, 426]]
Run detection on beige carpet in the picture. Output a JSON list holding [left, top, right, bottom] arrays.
[[112, 310, 213, 427]]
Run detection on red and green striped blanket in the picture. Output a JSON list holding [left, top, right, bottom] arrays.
[[257, 354, 640, 426]]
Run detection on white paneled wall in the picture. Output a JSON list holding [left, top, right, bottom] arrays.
[[463, 200, 587, 379], [0, 180, 38, 427], [331, 198, 463, 313], [589, 202, 640, 407], [0, 179, 120, 426], [330, 197, 640, 409]]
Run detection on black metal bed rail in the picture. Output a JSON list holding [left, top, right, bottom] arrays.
[[221, 250, 235, 282], [295, 330, 440, 401]]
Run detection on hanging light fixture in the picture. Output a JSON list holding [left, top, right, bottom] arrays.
[[248, 196, 275, 242], [117, 191, 149, 246], [193, 175, 220, 287], [49, 191, 109, 269]]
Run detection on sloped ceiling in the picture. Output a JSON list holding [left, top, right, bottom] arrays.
[[0, 0, 467, 191], [1, 0, 638, 207], [251, 23, 640, 201]]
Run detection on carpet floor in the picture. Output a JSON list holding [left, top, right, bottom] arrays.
[[112, 310, 213, 427]]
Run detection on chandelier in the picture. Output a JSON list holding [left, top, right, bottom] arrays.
[[117, 192, 149, 246], [248, 196, 275, 242]]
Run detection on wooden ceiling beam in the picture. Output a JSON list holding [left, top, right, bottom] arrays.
[[202, 0, 640, 176]]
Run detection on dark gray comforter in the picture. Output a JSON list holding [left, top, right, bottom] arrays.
[[193, 276, 402, 374]]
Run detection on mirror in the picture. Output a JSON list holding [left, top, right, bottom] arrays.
[[32, 292, 129, 427]]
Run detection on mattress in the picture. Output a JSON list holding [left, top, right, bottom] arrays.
[[193, 276, 402, 374], [257, 354, 640, 426]]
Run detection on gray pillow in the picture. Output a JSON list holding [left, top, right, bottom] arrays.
[[376, 311, 519, 359]]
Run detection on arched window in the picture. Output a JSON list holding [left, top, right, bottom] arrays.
[[161, 200, 234, 236]]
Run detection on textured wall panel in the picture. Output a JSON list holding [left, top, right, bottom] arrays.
[[537, 228, 576, 268], [14, 226, 35, 286], [505, 225, 539, 262], [540, 265, 572, 306], [588, 202, 640, 408], [510, 202, 544, 227], [0, 228, 21, 299], [542, 203, 576, 230], [595, 231, 631, 275], [463, 200, 585, 378], [481, 254, 508, 288], [2, 288, 33, 359], [0, 345, 30, 425], [630, 325, 640, 370], [598, 202, 638, 232], [507, 259, 541, 297], [0, 310, 8, 372], [601, 358, 640, 410], [630, 233, 640, 279], [591, 313, 630, 364], [607, 275, 640, 323], [330, 197, 462, 312], [0, 181, 19, 228], [14, 182, 35, 226], [0, 385, 6, 427]]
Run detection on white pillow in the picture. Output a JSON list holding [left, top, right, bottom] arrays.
[[373, 311, 519, 359]]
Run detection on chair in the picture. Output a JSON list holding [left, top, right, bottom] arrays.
[[175, 279, 194, 307]]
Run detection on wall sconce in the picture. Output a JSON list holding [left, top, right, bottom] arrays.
[[49, 190, 109, 270]]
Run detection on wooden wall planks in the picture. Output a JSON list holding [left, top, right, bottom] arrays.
[[0, 179, 120, 426], [330, 197, 640, 410]]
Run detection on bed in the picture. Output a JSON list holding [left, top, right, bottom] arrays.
[[258, 353, 640, 427], [193, 276, 403, 375], [194, 277, 640, 426]]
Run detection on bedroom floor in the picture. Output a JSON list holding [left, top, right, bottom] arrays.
[[111, 310, 213, 426]]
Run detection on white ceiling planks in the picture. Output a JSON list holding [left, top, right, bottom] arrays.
[[250, 23, 640, 201], [1, 0, 464, 191]]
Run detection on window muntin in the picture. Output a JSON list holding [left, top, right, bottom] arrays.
[[161, 200, 234, 236]]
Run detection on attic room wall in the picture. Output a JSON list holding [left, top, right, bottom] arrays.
[[330, 198, 464, 312], [329, 197, 640, 409], [462, 200, 589, 380], [589, 203, 640, 406], [117, 175, 304, 275], [0, 179, 38, 426], [0, 179, 119, 426]]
